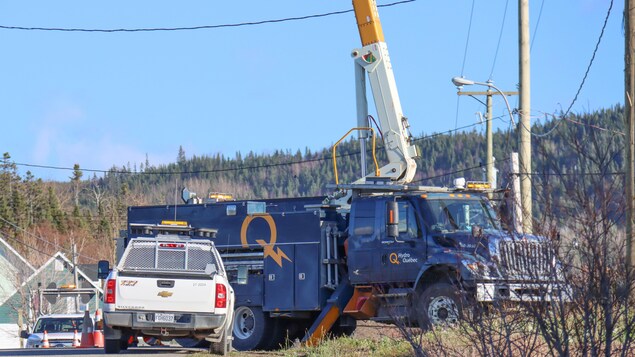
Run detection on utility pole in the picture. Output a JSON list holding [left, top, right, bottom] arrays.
[[456, 89, 518, 196], [510, 152, 523, 233], [72, 243, 80, 312], [626, 0, 635, 268], [518, 0, 532, 234]]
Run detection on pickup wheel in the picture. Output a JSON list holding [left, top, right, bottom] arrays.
[[232, 306, 274, 351], [104, 338, 121, 354], [415, 282, 464, 329]]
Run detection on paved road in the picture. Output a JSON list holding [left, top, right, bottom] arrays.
[[0, 347, 207, 356]]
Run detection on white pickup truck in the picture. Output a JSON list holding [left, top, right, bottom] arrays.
[[99, 236, 234, 355]]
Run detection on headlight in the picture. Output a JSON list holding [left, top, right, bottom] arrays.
[[26, 337, 40, 348], [462, 259, 490, 276]]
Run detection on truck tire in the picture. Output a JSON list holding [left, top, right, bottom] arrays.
[[415, 282, 464, 329], [330, 317, 357, 337], [232, 306, 274, 351], [263, 319, 288, 350], [104, 338, 121, 354]]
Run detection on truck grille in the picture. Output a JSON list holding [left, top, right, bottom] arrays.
[[498, 240, 554, 279]]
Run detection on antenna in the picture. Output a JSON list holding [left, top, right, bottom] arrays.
[[174, 178, 178, 221]]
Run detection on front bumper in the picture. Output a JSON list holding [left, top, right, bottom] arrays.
[[475, 281, 571, 302], [104, 311, 225, 338]]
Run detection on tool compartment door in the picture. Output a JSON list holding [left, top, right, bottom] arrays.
[[294, 244, 320, 310], [263, 246, 295, 311]]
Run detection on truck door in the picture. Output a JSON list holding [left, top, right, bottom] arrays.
[[378, 197, 426, 283], [347, 198, 381, 285]]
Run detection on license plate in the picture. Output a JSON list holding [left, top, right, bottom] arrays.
[[154, 313, 175, 323]]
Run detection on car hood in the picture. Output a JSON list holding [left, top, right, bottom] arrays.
[[28, 331, 76, 341]]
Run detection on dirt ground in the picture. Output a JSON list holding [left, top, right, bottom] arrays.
[[350, 321, 404, 340]]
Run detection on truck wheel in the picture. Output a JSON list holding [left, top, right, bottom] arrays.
[[104, 338, 121, 354], [330, 317, 357, 337], [263, 319, 288, 350], [232, 306, 274, 351], [415, 282, 464, 329]]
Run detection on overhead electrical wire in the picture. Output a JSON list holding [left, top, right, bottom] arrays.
[[0, 0, 416, 33], [488, 0, 509, 80], [531, 0, 613, 139], [413, 157, 512, 184], [460, 0, 476, 77], [13, 119, 505, 177], [0, 215, 99, 262], [530, 0, 546, 51], [561, 0, 613, 119]]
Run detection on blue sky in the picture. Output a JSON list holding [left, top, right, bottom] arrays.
[[0, 0, 624, 181]]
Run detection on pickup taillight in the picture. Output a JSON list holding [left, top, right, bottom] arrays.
[[105, 279, 116, 304], [215, 283, 227, 308]]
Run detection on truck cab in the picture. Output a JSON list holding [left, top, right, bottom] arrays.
[[344, 186, 565, 327]]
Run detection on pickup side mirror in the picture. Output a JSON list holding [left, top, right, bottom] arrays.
[[97, 260, 110, 279], [20, 330, 30, 339]]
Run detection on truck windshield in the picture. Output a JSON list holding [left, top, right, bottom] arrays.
[[427, 198, 500, 232], [34, 317, 83, 333]]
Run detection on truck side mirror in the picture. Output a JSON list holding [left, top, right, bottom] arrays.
[[97, 260, 110, 279], [386, 201, 399, 238]]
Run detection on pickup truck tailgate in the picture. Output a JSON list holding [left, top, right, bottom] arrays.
[[115, 238, 222, 313], [116, 275, 216, 313]]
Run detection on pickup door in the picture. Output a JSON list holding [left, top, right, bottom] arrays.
[[115, 239, 222, 313]]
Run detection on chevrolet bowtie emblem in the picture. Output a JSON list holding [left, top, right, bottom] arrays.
[[158, 291, 173, 298]]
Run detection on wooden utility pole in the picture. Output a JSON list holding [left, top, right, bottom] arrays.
[[510, 152, 523, 233], [72, 243, 80, 312], [519, 0, 532, 234], [456, 89, 518, 195], [626, 0, 635, 268]]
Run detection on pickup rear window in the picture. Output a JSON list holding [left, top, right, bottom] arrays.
[[121, 238, 220, 273]]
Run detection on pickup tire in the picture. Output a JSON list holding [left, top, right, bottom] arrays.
[[415, 282, 464, 329], [104, 338, 121, 354], [210, 328, 230, 355], [232, 306, 274, 351]]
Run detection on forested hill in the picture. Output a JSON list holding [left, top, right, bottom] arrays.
[[0, 104, 625, 263]]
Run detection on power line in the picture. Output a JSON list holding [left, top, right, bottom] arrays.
[[1, 232, 58, 261], [0, 215, 98, 262], [562, 0, 613, 119], [530, 0, 614, 139], [13, 119, 504, 177], [0, 1, 416, 33], [530, 0, 546, 51], [460, 0, 476, 77], [530, 171, 624, 177], [488, 0, 510, 80]]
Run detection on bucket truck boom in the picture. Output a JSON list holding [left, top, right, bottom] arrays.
[[352, 0, 419, 184]]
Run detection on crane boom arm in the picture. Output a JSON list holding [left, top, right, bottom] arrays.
[[352, 0, 418, 183]]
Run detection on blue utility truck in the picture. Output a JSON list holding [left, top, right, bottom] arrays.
[[123, 182, 563, 350]]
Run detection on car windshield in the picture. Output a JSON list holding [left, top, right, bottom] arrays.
[[427, 198, 500, 232], [34, 317, 84, 333]]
